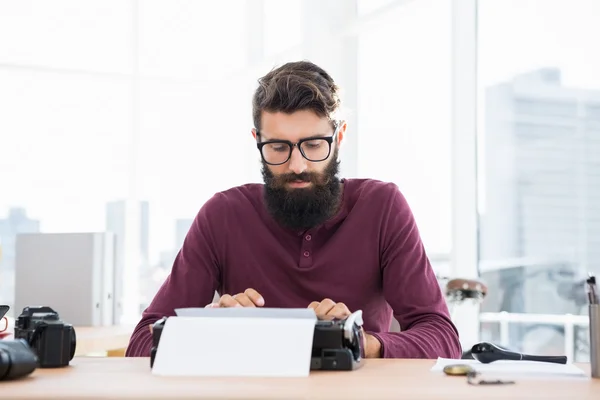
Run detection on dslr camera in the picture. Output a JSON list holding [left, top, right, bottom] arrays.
[[14, 306, 76, 368]]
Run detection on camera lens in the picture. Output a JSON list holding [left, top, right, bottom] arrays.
[[69, 327, 77, 360], [0, 340, 38, 381], [0, 348, 10, 379]]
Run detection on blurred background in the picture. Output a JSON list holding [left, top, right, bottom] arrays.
[[0, 0, 598, 361]]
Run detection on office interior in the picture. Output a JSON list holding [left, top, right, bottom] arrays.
[[1, 0, 599, 364]]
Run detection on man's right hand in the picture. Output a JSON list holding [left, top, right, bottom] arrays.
[[205, 288, 265, 308]]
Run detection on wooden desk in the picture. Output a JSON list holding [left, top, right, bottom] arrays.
[[74, 325, 134, 356], [2, 357, 599, 399]]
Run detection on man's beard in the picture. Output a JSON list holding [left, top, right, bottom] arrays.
[[262, 149, 342, 231]]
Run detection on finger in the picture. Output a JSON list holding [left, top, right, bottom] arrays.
[[204, 302, 220, 308], [314, 298, 336, 317], [233, 293, 256, 307], [307, 301, 320, 310], [244, 288, 265, 306], [219, 294, 241, 307], [326, 302, 351, 320]]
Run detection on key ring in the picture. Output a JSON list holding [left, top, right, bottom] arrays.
[[466, 370, 515, 385]]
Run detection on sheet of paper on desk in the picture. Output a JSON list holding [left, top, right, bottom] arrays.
[[152, 307, 316, 378], [431, 358, 587, 379]]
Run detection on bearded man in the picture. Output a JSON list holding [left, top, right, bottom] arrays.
[[125, 61, 461, 360]]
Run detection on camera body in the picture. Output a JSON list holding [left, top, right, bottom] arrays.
[[14, 306, 76, 368], [0, 339, 39, 380]]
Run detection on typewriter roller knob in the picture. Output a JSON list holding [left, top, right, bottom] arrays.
[[343, 310, 364, 341]]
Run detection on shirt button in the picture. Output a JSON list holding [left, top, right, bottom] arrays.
[[305, 234, 312, 241], [303, 251, 310, 257]]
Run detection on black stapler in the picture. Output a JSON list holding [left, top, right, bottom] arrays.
[[149, 310, 365, 371]]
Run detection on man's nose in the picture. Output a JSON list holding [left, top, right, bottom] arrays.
[[288, 146, 307, 174]]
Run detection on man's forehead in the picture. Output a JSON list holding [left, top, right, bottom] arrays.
[[259, 111, 332, 141], [259, 130, 331, 142]]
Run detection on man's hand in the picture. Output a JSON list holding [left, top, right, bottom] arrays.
[[307, 298, 382, 358], [205, 288, 265, 308], [307, 298, 351, 320]]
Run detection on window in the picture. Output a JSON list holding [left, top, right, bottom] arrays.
[[263, 0, 303, 57], [0, 0, 132, 74], [137, 0, 247, 81], [357, 0, 399, 16], [477, 0, 600, 361], [587, 105, 600, 121], [0, 0, 308, 320], [358, 0, 453, 272], [0, 68, 131, 316], [0, 1, 132, 319]]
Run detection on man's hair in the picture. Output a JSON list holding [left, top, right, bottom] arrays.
[[252, 60, 341, 130]]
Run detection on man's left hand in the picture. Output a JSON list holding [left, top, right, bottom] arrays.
[[307, 299, 380, 358]]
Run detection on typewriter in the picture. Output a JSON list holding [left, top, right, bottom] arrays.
[[150, 310, 365, 371]]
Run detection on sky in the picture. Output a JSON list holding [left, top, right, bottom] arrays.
[[0, 0, 599, 265]]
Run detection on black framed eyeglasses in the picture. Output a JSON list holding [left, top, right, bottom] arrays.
[[256, 122, 340, 166]]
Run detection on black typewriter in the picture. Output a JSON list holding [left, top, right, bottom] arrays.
[[150, 309, 365, 371]]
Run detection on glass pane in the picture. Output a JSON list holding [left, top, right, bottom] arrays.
[[134, 0, 303, 312], [477, 0, 600, 359], [357, 0, 398, 16], [0, 70, 131, 315], [138, 0, 247, 80], [136, 73, 261, 309], [0, 0, 132, 73], [264, 0, 302, 57], [358, 0, 452, 260]]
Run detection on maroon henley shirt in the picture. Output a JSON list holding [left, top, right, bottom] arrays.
[[125, 178, 462, 359]]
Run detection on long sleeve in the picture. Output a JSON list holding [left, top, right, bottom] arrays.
[[125, 194, 225, 357], [367, 185, 462, 359]]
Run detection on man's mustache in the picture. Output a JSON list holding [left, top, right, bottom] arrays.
[[278, 172, 315, 183]]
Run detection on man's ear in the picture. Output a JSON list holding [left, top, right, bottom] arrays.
[[251, 128, 257, 140], [337, 120, 347, 146]]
